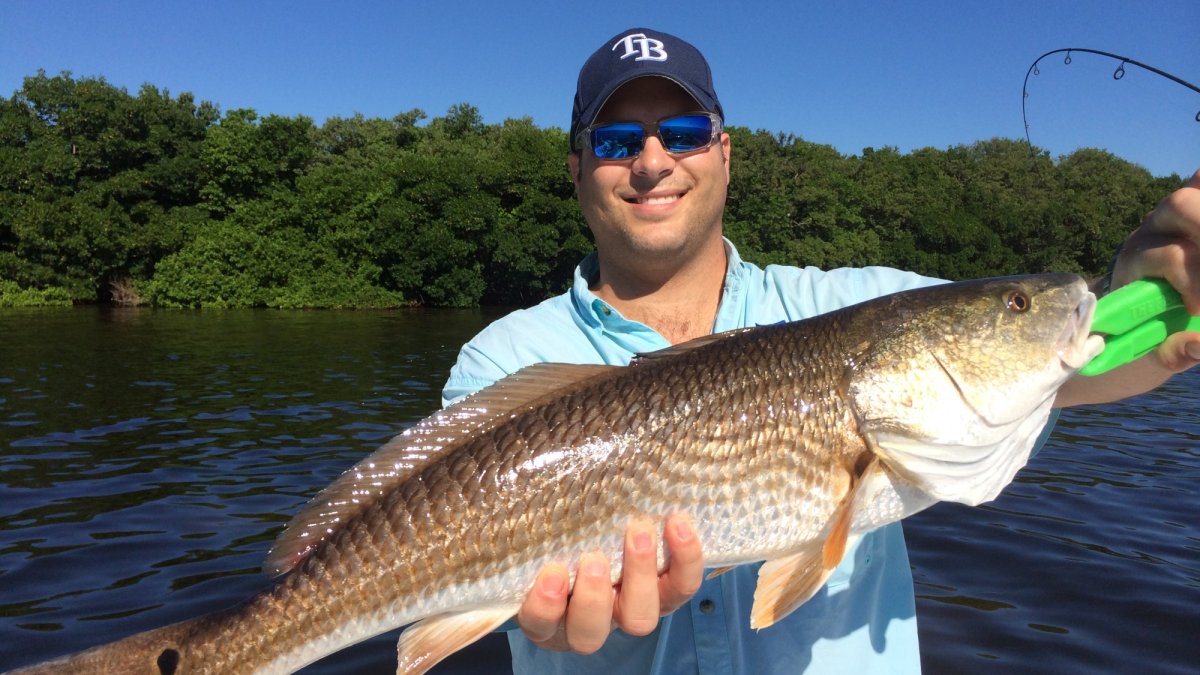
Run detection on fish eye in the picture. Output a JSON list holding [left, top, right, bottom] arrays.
[[1005, 291, 1031, 313]]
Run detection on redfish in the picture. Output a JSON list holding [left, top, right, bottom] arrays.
[[8, 274, 1101, 674]]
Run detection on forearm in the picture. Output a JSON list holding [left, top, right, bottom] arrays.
[[1056, 356, 1172, 407]]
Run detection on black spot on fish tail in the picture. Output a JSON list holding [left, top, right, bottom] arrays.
[[156, 648, 180, 675]]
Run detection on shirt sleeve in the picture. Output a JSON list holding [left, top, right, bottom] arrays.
[[440, 296, 596, 407], [441, 334, 517, 407], [781, 265, 945, 318]]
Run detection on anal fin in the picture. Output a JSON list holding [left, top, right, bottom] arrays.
[[396, 604, 519, 674], [705, 565, 736, 581]]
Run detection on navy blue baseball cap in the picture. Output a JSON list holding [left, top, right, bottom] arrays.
[[570, 28, 724, 151]]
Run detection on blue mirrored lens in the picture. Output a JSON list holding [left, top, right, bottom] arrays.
[[589, 115, 716, 159], [659, 115, 714, 152], [591, 124, 645, 159]]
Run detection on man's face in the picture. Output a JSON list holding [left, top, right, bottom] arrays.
[[569, 77, 731, 269]]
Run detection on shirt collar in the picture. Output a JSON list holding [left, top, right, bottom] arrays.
[[570, 238, 749, 335]]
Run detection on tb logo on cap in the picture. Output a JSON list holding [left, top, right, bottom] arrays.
[[612, 33, 668, 62]]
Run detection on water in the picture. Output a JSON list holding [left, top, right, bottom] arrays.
[[1, 307, 1197, 673], [908, 385, 1200, 673]]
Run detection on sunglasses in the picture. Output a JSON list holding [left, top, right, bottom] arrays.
[[577, 112, 723, 160]]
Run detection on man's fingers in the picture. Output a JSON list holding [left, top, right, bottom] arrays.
[[659, 513, 705, 615], [612, 517, 661, 636], [1124, 235, 1200, 314], [1113, 186, 1200, 312], [1156, 330, 1200, 374], [1141, 170, 1200, 237], [516, 515, 705, 656], [517, 564, 570, 646], [564, 553, 616, 654]]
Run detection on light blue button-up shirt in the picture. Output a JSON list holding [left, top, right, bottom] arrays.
[[442, 241, 1029, 674]]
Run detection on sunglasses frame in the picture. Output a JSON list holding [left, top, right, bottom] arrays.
[[576, 112, 724, 160]]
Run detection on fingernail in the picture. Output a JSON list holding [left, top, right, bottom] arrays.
[[583, 555, 608, 579], [633, 531, 652, 553], [673, 517, 693, 542], [541, 571, 567, 598], [1186, 341, 1200, 360]]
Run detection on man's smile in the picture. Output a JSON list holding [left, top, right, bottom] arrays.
[[624, 190, 686, 205]]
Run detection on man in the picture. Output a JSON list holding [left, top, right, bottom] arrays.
[[443, 27, 1200, 673]]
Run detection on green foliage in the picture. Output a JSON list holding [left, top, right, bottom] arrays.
[[145, 199, 405, 309], [0, 71, 216, 301], [0, 279, 71, 307], [200, 109, 315, 216], [0, 72, 1183, 308]]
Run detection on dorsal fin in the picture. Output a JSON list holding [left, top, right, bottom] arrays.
[[630, 326, 757, 365], [263, 362, 619, 576]]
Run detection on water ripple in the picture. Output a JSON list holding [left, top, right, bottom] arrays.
[[2, 307, 1196, 673]]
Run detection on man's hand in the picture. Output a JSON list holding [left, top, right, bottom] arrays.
[[1059, 169, 1200, 407], [1111, 170, 1200, 310], [515, 513, 704, 654]]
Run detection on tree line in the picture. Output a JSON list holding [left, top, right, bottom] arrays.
[[0, 71, 1184, 308]]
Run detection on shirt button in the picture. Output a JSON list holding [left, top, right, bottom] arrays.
[[699, 599, 715, 614]]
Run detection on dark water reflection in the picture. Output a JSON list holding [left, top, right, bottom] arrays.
[[1, 307, 1197, 673], [0, 307, 506, 673], [907, 377, 1200, 674]]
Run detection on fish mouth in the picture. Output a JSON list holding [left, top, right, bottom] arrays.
[[1060, 290, 1105, 370]]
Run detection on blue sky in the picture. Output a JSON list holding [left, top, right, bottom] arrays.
[[2, 1, 1197, 178]]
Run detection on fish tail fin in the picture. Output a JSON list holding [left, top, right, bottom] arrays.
[[7, 612, 223, 674]]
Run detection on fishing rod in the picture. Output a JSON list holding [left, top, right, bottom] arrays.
[[1021, 47, 1200, 153]]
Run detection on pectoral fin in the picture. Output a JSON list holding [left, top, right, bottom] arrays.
[[822, 486, 856, 569], [396, 604, 519, 674]]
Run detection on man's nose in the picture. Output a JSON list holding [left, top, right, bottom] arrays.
[[630, 136, 676, 179]]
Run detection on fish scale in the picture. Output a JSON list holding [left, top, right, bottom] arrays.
[[7, 274, 1102, 675]]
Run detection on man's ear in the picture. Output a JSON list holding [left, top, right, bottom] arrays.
[[720, 132, 731, 183], [568, 151, 583, 188]]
